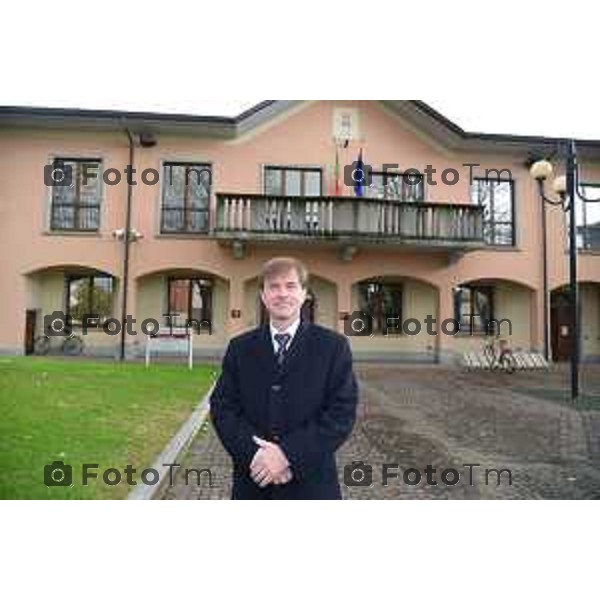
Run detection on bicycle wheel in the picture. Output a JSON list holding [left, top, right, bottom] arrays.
[[62, 336, 83, 356], [482, 343, 496, 370], [33, 335, 50, 355], [501, 353, 516, 374]]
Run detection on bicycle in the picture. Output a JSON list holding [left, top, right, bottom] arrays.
[[481, 337, 516, 373], [33, 330, 85, 356]]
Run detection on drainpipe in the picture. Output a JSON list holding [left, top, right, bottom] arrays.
[[119, 128, 135, 361]]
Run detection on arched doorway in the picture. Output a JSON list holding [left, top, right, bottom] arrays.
[[135, 267, 229, 344], [23, 265, 118, 356]]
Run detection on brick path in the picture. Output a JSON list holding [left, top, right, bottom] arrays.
[[161, 364, 600, 500]]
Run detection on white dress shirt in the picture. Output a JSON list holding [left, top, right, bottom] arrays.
[[269, 317, 301, 354]]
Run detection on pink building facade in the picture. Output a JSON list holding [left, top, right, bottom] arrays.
[[1, 100, 599, 362]]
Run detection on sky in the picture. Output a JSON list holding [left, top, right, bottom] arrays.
[[2, 89, 600, 141], [2, 2, 599, 140], [2, 96, 600, 141]]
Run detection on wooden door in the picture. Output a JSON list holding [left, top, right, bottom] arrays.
[[24, 309, 37, 355], [551, 291, 572, 362]]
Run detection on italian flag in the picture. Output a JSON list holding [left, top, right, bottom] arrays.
[[330, 146, 341, 196]]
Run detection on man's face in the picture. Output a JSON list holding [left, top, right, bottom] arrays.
[[261, 269, 307, 322]]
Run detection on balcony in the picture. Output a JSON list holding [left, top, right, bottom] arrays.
[[214, 193, 485, 256]]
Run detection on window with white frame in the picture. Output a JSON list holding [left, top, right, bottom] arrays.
[[470, 178, 515, 246], [50, 158, 102, 231], [161, 163, 211, 233], [576, 184, 600, 250], [367, 170, 425, 202]]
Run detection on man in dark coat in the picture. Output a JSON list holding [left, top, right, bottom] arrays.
[[210, 257, 358, 499]]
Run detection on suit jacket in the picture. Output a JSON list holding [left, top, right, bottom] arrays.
[[209, 319, 358, 500]]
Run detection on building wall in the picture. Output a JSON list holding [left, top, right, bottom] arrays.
[[2, 100, 600, 361]]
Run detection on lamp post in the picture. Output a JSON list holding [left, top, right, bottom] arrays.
[[530, 140, 598, 400]]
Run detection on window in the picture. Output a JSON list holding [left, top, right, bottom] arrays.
[[576, 184, 600, 250], [65, 275, 114, 326], [453, 285, 494, 334], [368, 171, 425, 202], [470, 178, 515, 246], [358, 281, 403, 335], [264, 166, 322, 197], [167, 278, 213, 332], [50, 158, 102, 231], [161, 163, 211, 233]]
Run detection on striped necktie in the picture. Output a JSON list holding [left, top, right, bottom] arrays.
[[274, 333, 291, 366]]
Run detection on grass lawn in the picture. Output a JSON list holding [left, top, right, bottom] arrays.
[[0, 357, 216, 499]]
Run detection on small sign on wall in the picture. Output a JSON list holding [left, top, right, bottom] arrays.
[[333, 107, 361, 142]]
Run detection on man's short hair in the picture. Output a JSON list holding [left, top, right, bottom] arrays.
[[260, 257, 308, 289]]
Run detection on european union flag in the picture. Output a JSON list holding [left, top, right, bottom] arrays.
[[354, 148, 365, 197]]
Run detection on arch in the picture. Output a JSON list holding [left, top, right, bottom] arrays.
[[451, 277, 536, 348], [551, 279, 600, 291], [134, 267, 230, 340], [135, 265, 228, 283], [351, 274, 439, 338], [456, 277, 536, 293], [22, 264, 120, 354], [350, 272, 441, 292], [550, 281, 600, 362], [22, 263, 118, 279]]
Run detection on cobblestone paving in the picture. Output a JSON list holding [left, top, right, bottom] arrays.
[[161, 364, 600, 500]]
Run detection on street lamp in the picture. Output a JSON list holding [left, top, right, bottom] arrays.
[[530, 140, 599, 400]]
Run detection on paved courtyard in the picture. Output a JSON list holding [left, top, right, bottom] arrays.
[[161, 364, 600, 500]]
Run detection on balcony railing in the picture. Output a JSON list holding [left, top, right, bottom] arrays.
[[215, 193, 484, 246]]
